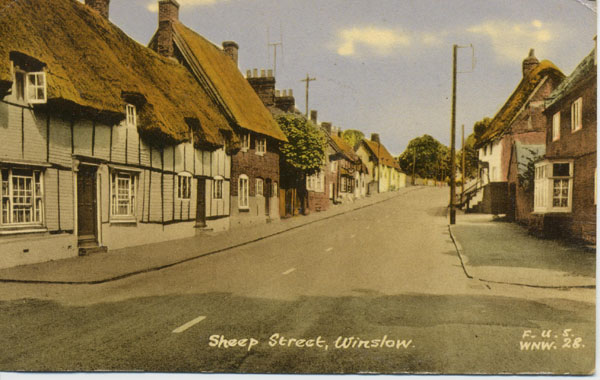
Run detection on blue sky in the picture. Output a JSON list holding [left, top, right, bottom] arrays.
[[97, 0, 595, 155]]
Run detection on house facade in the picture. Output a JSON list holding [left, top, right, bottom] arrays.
[[356, 134, 405, 194], [0, 0, 233, 268], [473, 49, 564, 214], [149, 0, 288, 228], [506, 142, 545, 224], [532, 47, 597, 243]]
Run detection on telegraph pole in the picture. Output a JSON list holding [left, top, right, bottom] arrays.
[[268, 41, 282, 78], [461, 124, 465, 204], [301, 74, 316, 117], [450, 44, 457, 224]]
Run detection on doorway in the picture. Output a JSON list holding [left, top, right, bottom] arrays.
[[196, 178, 206, 227], [77, 165, 98, 244]]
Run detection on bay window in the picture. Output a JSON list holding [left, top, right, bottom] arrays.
[[1, 168, 44, 226], [534, 160, 573, 213]]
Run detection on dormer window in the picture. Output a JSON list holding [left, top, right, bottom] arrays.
[[241, 133, 250, 152], [255, 137, 266, 155], [27, 72, 46, 104], [126, 104, 137, 127]]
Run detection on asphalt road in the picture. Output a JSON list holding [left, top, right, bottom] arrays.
[[0, 187, 594, 374]]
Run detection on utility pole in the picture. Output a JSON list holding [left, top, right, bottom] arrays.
[[450, 44, 457, 224], [461, 124, 465, 204], [268, 41, 282, 78], [412, 147, 416, 185], [301, 74, 316, 118]]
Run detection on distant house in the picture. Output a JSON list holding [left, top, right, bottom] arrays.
[[506, 142, 545, 224], [473, 49, 564, 214], [0, 0, 233, 268], [532, 46, 597, 243], [148, 0, 288, 228], [356, 134, 405, 194]]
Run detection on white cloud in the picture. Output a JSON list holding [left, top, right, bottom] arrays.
[[147, 0, 227, 12], [336, 27, 410, 57], [468, 19, 556, 62]]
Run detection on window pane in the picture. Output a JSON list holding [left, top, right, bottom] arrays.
[[553, 163, 570, 177]]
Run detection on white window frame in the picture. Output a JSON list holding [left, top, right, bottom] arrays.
[[238, 174, 249, 209], [213, 176, 223, 200], [1, 168, 44, 227], [255, 137, 266, 156], [534, 160, 573, 213], [571, 97, 582, 132], [552, 112, 560, 141], [110, 171, 137, 220], [241, 133, 250, 152], [177, 172, 192, 200], [306, 172, 324, 193], [256, 178, 264, 197], [126, 104, 137, 128], [26, 72, 47, 104]]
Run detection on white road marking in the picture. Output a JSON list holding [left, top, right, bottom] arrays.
[[172, 315, 206, 333], [282, 268, 296, 275], [325, 247, 333, 252]]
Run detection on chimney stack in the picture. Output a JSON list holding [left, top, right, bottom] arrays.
[[371, 133, 380, 143], [156, 0, 180, 58], [222, 41, 239, 66], [310, 110, 318, 124], [247, 68, 276, 107], [322, 122, 333, 134], [522, 49, 539, 77], [85, 0, 110, 19]]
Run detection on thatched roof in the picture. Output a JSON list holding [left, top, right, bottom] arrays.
[[361, 139, 402, 171], [331, 134, 359, 162], [545, 48, 596, 111], [150, 21, 287, 142], [475, 60, 564, 149], [0, 0, 231, 147]]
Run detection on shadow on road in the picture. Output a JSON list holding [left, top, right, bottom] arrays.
[[0, 291, 594, 374]]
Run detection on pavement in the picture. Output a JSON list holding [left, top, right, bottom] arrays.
[[0, 188, 415, 284], [450, 213, 596, 288]]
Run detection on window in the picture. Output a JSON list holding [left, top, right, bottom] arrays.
[[330, 161, 338, 173], [534, 160, 573, 213], [255, 137, 266, 155], [571, 97, 582, 132], [552, 112, 560, 141], [1, 168, 44, 226], [256, 178, 264, 197], [177, 173, 192, 200], [213, 177, 223, 199], [273, 182, 278, 197], [306, 172, 324, 192], [126, 104, 137, 127], [111, 171, 137, 218], [26, 72, 46, 104], [241, 134, 250, 152], [15, 71, 25, 101], [238, 175, 249, 209]]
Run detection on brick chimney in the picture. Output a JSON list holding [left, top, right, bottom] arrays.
[[222, 41, 239, 66], [310, 110, 318, 124], [321, 122, 333, 134], [275, 89, 295, 113], [157, 0, 180, 58], [371, 133, 380, 143], [247, 68, 276, 107], [522, 49, 539, 77], [85, 0, 110, 19]]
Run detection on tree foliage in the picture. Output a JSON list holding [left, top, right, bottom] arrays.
[[457, 133, 479, 181], [473, 117, 492, 143], [397, 135, 450, 180], [276, 114, 327, 177], [341, 129, 365, 149]]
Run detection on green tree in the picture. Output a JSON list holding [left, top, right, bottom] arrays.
[[457, 132, 479, 181], [341, 129, 365, 149], [276, 114, 327, 188], [398, 135, 450, 180], [473, 117, 492, 144]]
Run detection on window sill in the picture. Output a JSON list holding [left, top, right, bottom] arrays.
[[238, 207, 250, 212], [109, 218, 137, 225], [241, 148, 249, 153], [532, 209, 572, 215], [0, 227, 47, 235], [255, 152, 265, 157]]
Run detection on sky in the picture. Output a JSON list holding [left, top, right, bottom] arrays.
[[89, 0, 595, 156]]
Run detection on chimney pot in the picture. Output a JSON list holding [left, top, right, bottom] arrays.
[[246, 69, 252, 78], [522, 48, 540, 77], [275, 90, 281, 97], [222, 41, 239, 66], [288, 89, 293, 96], [283, 89, 287, 96], [85, 0, 110, 19], [371, 133, 380, 143], [260, 69, 266, 77], [253, 68, 258, 77], [267, 69, 273, 77]]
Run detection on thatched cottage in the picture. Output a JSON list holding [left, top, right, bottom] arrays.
[[148, 0, 288, 228], [356, 134, 406, 194], [0, 0, 235, 268]]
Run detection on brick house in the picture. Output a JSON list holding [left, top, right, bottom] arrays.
[[506, 142, 545, 224], [0, 0, 234, 268], [356, 134, 405, 194], [471, 50, 564, 214], [148, 0, 288, 228], [532, 46, 597, 243]]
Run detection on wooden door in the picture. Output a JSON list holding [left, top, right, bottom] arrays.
[[77, 165, 97, 241], [265, 179, 271, 216], [196, 178, 206, 227]]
